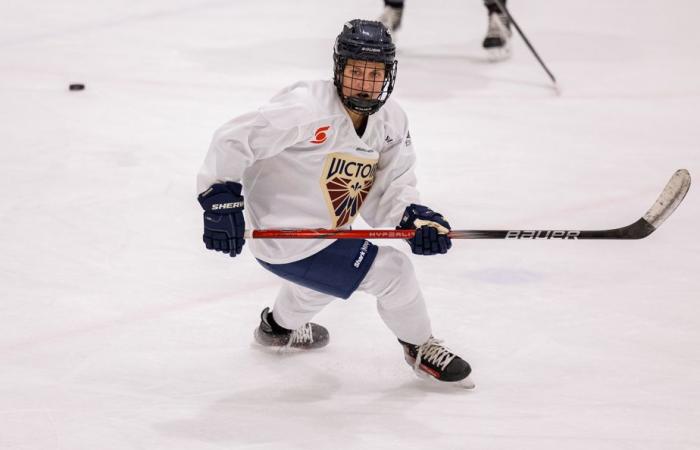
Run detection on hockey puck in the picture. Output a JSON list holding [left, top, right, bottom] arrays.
[[69, 83, 85, 91]]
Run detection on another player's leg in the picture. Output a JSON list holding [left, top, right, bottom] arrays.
[[378, 0, 404, 32], [358, 246, 474, 388], [483, 0, 512, 59], [253, 282, 331, 350]]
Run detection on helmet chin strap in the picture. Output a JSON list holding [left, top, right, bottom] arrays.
[[342, 93, 382, 115], [336, 72, 374, 116]]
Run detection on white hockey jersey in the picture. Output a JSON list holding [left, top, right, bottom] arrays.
[[197, 80, 421, 264]]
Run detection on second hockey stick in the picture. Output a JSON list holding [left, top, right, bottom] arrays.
[[245, 169, 690, 240], [492, 0, 558, 90]]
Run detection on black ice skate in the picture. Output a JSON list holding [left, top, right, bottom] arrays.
[[482, 12, 512, 60], [378, 5, 403, 32], [253, 307, 329, 350], [400, 337, 475, 389]]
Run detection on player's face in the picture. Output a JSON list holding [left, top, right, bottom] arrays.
[[341, 59, 386, 100]]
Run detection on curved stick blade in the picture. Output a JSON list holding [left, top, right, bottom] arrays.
[[643, 169, 691, 230]]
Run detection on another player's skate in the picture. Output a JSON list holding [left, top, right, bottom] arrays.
[[482, 12, 512, 60], [253, 307, 329, 350], [400, 337, 475, 389], [378, 5, 403, 32]]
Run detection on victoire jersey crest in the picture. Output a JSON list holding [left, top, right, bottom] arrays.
[[320, 152, 378, 228]]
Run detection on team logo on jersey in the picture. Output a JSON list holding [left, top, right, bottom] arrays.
[[310, 126, 331, 144], [320, 152, 377, 228]]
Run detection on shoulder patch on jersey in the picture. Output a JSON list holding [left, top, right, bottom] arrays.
[[405, 130, 412, 147]]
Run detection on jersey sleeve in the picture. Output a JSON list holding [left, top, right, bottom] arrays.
[[360, 109, 421, 228], [196, 111, 301, 194]]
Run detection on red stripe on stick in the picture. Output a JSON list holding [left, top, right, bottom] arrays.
[[250, 229, 416, 239]]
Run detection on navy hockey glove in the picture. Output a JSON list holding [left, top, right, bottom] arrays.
[[197, 182, 245, 257], [398, 204, 452, 255]]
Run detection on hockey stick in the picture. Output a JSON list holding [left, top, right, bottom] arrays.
[[245, 169, 690, 240], [491, 0, 559, 91]]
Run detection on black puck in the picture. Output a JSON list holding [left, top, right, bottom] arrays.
[[69, 83, 85, 91]]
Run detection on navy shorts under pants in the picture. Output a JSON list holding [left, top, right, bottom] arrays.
[[257, 239, 379, 299]]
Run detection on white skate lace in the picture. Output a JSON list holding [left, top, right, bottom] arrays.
[[415, 337, 456, 371], [287, 323, 313, 347], [486, 13, 511, 39], [379, 6, 402, 31]]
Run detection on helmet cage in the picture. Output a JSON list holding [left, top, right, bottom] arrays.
[[333, 55, 397, 114], [332, 20, 397, 115]]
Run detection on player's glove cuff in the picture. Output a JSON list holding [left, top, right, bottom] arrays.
[[398, 204, 450, 232], [198, 181, 244, 212]]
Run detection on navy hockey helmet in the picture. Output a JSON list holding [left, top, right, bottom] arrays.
[[333, 19, 398, 115]]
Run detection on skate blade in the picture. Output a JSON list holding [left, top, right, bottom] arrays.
[[413, 369, 476, 390], [486, 45, 511, 62], [456, 376, 476, 390], [250, 340, 309, 355]]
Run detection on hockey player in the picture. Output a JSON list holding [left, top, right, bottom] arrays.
[[197, 20, 473, 388], [379, 0, 512, 56]]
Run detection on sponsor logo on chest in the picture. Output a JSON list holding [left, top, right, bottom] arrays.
[[310, 126, 331, 144], [320, 152, 378, 228]]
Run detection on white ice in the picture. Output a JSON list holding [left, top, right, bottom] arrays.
[[1, 1, 699, 449]]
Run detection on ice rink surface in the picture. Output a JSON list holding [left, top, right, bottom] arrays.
[[1, 1, 699, 449]]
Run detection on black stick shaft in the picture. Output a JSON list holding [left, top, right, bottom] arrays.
[[449, 218, 655, 240]]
